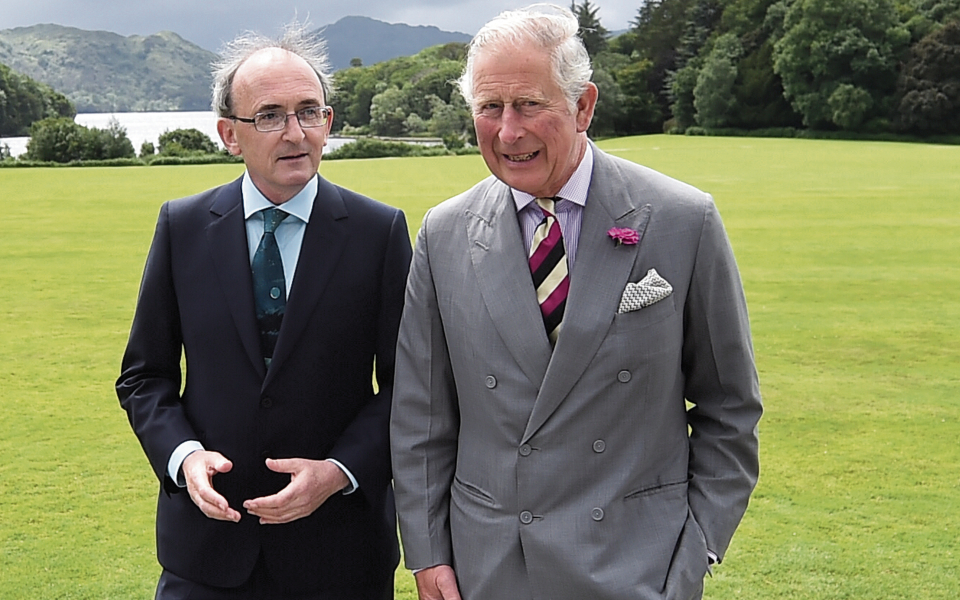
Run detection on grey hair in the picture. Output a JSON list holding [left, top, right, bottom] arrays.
[[211, 21, 333, 117], [457, 3, 593, 112]]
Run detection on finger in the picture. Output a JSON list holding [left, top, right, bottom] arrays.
[[264, 457, 300, 474], [243, 486, 291, 511], [210, 457, 233, 475], [189, 486, 241, 522], [416, 566, 461, 600], [436, 574, 462, 600]]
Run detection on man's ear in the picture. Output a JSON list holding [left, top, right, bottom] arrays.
[[575, 82, 599, 134], [217, 118, 242, 156]]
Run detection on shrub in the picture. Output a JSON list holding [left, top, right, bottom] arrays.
[[158, 128, 219, 155]]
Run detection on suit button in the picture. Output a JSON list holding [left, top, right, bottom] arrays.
[[261, 397, 273, 408], [519, 444, 532, 457], [519, 511, 534, 524], [261, 450, 270, 459], [592, 440, 606, 453], [485, 375, 497, 389], [617, 370, 631, 383], [591, 508, 604, 521]]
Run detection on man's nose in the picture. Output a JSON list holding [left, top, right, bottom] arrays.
[[281, 114, 306, 142], [498, 106, 525, 144]]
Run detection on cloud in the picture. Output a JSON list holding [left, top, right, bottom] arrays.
[[0, 0, 639, 52]]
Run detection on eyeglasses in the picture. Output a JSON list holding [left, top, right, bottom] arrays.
[[228, 106, 331, 132]]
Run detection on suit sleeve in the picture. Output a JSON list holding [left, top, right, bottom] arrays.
[[390, 208, 460, 569], [681, 198, 763, 561], [326, 208, 412, 497], [116, 202, 198, 492]]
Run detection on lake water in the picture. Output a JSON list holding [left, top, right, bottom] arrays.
[[1, 111, 355, 158]]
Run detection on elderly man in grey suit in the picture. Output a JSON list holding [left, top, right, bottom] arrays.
[[390, 4, 762, 600]]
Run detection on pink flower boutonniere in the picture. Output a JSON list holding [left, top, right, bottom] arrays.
[[607, 227, 639, 247]]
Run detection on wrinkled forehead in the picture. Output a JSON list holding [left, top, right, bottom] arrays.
[[471, 44, 555, 98]]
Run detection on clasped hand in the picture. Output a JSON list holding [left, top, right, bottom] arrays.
[[181, 450, 349, 524]]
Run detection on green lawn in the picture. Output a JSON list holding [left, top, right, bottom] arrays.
[[0, 136, 957, 598]]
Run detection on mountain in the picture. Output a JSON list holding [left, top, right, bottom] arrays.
[[317, 16, 471, 71], [0, 19, 470, 113], [0, 24, 218, 113]]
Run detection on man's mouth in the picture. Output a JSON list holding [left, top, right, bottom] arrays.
[[505, 151, 539, 162], [279, 152, 309, 161]]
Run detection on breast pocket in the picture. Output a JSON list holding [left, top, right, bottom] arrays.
[[612, 291, 678, 333]]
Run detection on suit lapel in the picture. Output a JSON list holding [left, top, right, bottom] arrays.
[[467, 180, 553, 389], [522, 149, 654, 443], [206, 179, 265, 378], [266, 176, 348, 385]]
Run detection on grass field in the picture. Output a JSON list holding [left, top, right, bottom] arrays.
[[1, 135, 957, 598]]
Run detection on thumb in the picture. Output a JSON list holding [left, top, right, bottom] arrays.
[[264, 457, 298, 474], [436, 570, 462, 600], [212, 457, 233, 475]]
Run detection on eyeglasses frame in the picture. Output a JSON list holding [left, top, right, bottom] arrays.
[[227, 106, 332, 132]]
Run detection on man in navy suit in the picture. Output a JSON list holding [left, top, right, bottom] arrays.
[[117, 23, 410, 599]]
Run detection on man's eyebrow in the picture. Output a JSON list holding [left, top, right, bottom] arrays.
[[253, 100, 323, 112]]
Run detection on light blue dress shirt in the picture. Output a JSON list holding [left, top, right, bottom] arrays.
[[167, 172, 359, 494]]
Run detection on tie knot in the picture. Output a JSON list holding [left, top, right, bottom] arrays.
[[535, 197, 558, 218], [262, 208, 288, 234]]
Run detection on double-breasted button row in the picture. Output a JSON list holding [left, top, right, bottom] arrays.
[[518, 441, 603, 455], [519, 508, 604, 523]]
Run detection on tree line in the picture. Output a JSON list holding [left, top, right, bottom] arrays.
[[5, 0, 958, 163], [329, 0, 960, 139]]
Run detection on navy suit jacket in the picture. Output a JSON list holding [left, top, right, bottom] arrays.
[[117, 176, 410, 595]]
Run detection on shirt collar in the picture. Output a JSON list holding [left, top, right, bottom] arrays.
[[512, 142, 594, 212], [242, 172, 317, 223]]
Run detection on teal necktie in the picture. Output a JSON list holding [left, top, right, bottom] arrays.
[[252, 208, 288, 365]]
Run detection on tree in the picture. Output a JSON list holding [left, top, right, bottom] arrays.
[[589, 68, 625, 136], [571, 0, 609, 57], [369, 86, 408, 137], [728, 40, 801, 129], [24, 116, 134, 162], [772, 0, 911, 130], [0, 62, 75, 136], [896, 19, 960, 134], [670, 61, 701, 130], [158, 128, 218, 155], [94, 117, 136, 159], [608, 58, 664, 133], [426, 92, 473, 141], [694, 33, 742, 127], [625, 0, 697, 121]]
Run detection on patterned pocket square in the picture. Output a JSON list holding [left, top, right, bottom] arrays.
[[618, 268, 673, 314]]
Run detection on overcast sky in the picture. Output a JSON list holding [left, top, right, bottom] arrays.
[[0, 0, 640, 52]]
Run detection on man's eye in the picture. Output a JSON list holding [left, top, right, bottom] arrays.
[[300, 107, 320, 118], [258, 112, 282, 122]]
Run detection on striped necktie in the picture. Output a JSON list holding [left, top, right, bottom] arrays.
[[529, 197, 569, 345]]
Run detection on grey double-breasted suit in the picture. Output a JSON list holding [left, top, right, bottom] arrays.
[[391, 147, 762, 600]]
